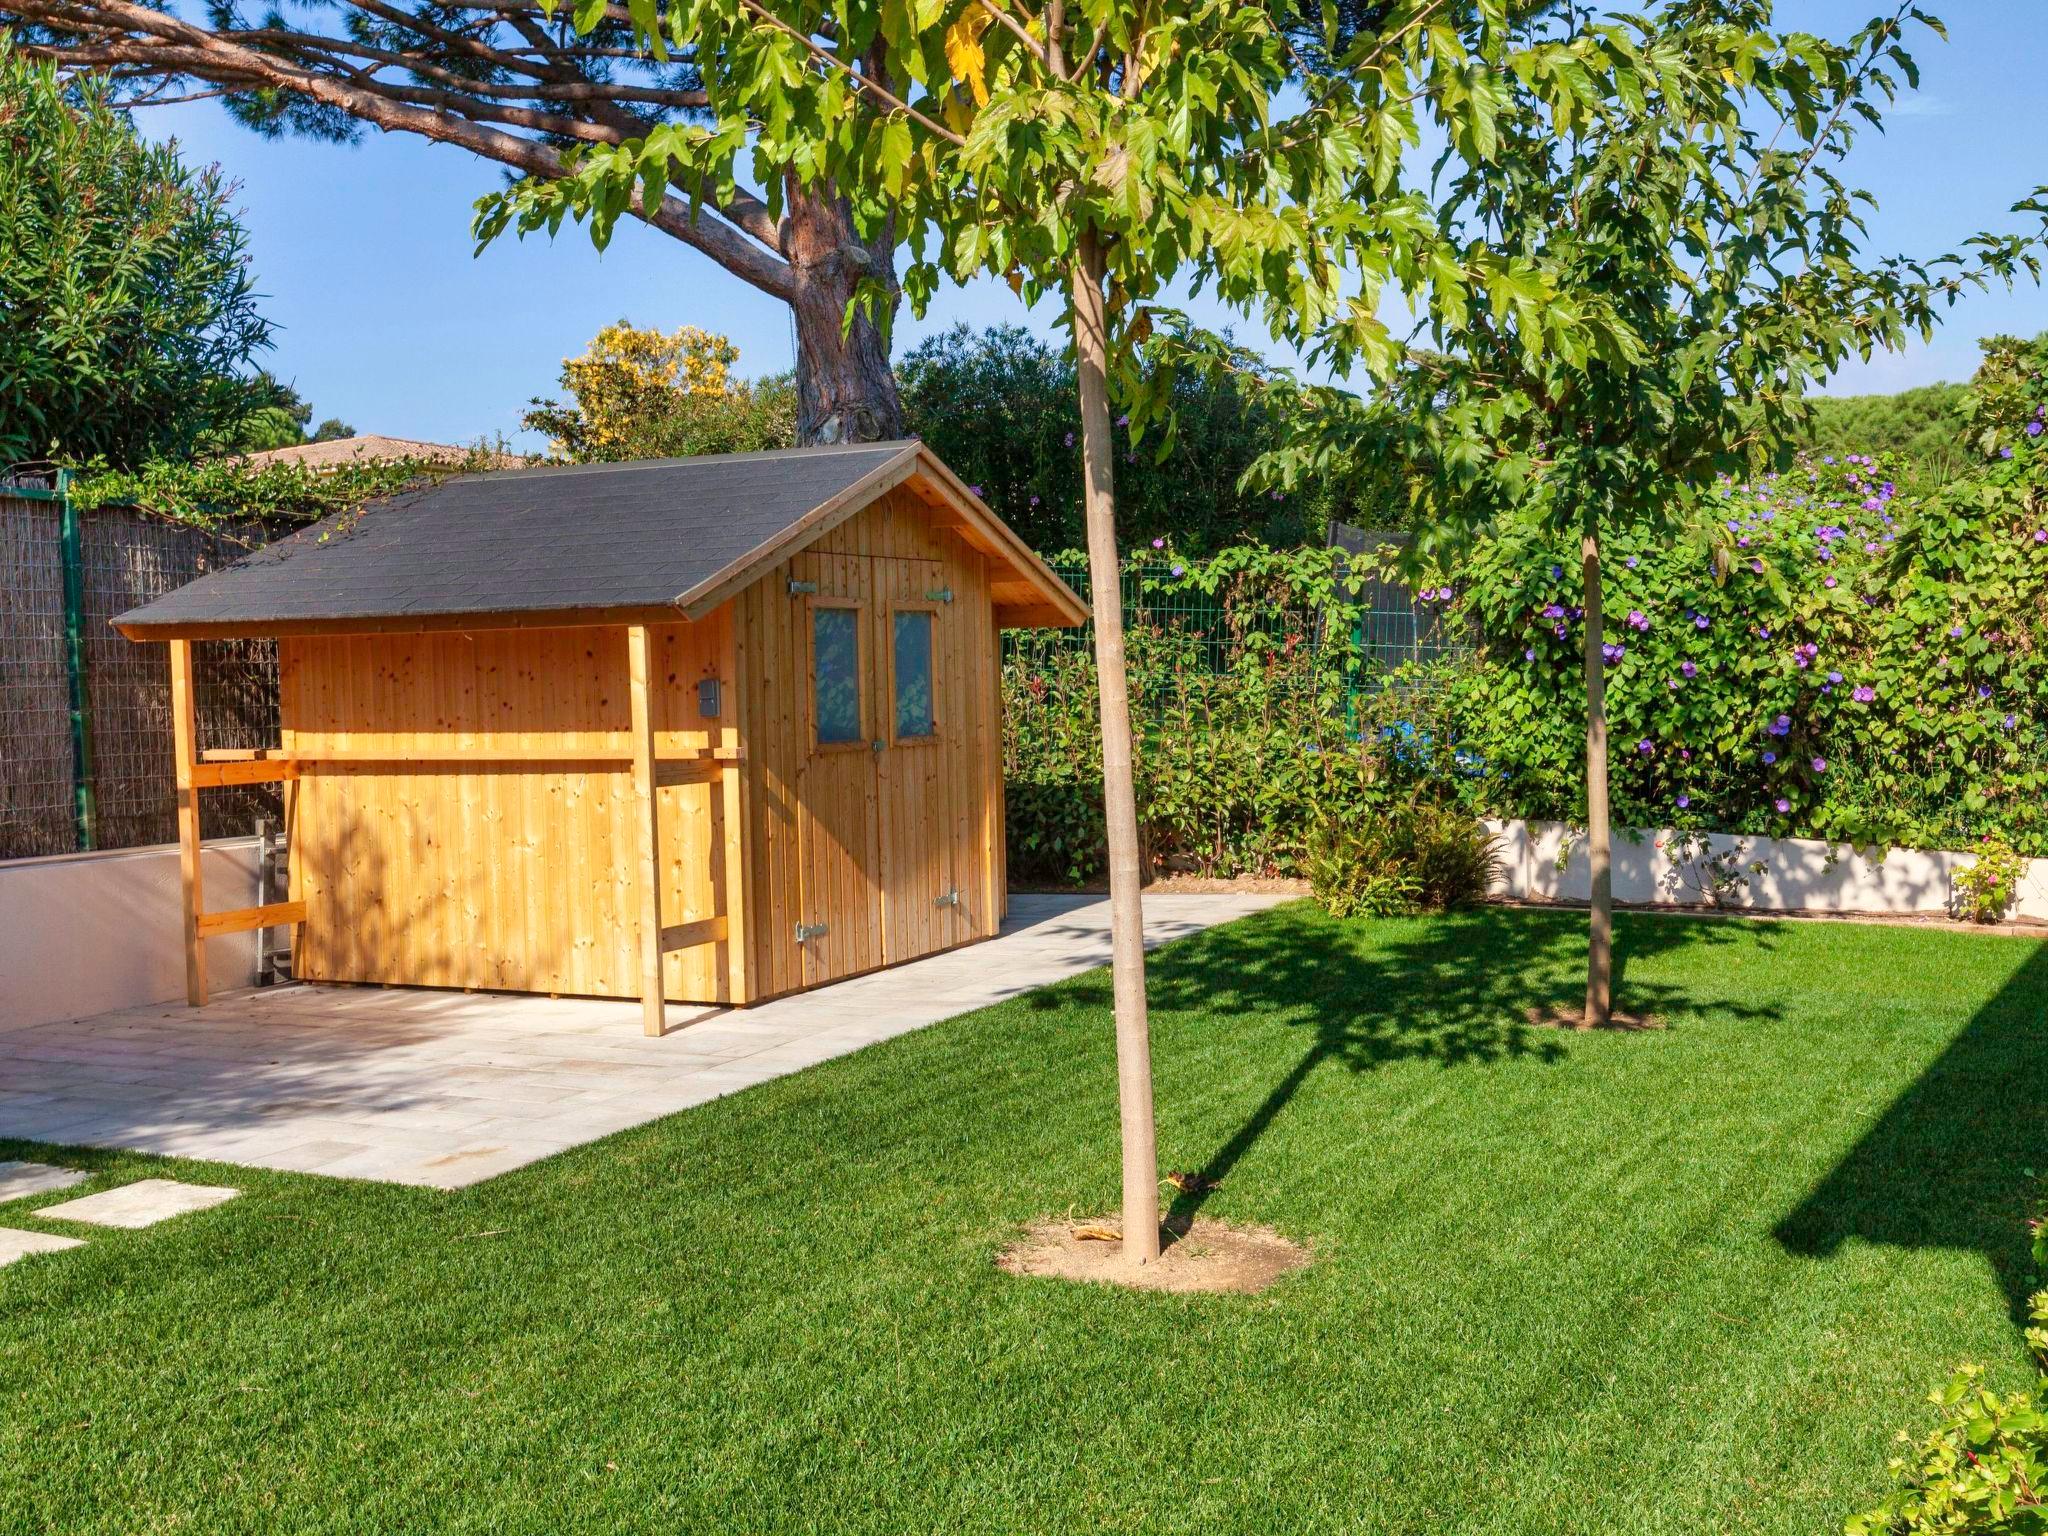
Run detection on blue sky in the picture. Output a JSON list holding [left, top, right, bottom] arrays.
[[140, 4, 2047, 451]]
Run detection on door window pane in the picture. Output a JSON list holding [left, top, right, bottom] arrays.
[[894, 610, 935, 739], [814, 607, 861, 745]]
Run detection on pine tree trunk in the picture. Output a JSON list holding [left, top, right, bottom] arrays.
[[1069, 231, 1161, 1267], [1581, 521, 1613, 1029], [781, 177, 904, 446]]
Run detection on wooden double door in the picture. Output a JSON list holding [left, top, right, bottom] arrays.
[[792, 548, 982, 987]]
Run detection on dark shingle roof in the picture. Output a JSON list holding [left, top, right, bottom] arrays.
[[117, 442, 917, 632]]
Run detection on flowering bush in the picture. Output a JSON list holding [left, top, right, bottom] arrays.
[[1953, 836, 2028, 924], [1436, 433, 2048, 855]]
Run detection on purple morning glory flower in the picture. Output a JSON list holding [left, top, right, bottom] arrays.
[[1554, 625, 1568, 639], [1827, 671, 1843, 685], [1676, 794, 1691, 809], [1115, 413, 1129, 427], [1637, 739, 1653, 755], [1977, 685, 1992, 699], [1549, 564, 1563, 581], [1768, 714, 1791, 737], [1627, 609, 1649, 631], [1681, 661, 1698, 679], [1950, 625, 1965, 638], [2034, 530, 2048, 544], [1626, 556, 1639, 568], [1812, 757, 1827, 773], [1170, 563, 1184, 577], [1763, 751, 1778, 765], [1063, 432, 1075, 447], [2001, 447, 2015, 460], [1852, 685, 1875, 703], [2005, 714, 2018, 729], [1601, 642, 1627, 664], [1824, 575, 1839, 589], [1694, 614, 1710, 631], [1151, 536, 1166, 549], [1524, 648, 1536, 662], [1542, 604, 1565, 620], [2029, 421, 2044, 438], [1775, 798, 1791, 813]]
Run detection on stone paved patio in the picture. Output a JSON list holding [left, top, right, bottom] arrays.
[[0, 892, 1284, 1189]]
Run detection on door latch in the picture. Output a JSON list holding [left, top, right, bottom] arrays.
[[795, 922, 829, 944], [934, 887, 962, 909]]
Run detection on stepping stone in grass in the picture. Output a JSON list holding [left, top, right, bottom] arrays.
[[0, 1227, 85, 1267], [36, 1179, 239, 1230], [0, 1161, 90, 1203]]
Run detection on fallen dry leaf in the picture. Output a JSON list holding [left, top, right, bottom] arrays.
[[1071, 1224, 1123, 1243]]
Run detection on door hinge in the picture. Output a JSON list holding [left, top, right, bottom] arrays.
[[925, 587, 954, 603], [795, 921, 829, 944], [787, 579, 819, 596], [934, 887, 962, 909]]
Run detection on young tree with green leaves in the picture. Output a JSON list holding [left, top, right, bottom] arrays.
[[1251, 1, 2046, 1027], [0, 45, 274, 468], [475, 0, 1626, 1265]]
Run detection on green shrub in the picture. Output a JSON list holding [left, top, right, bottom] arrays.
[[1307, 803, 1500, 919], [1001, 544, 1476, 886], [1847, 1217, 2048, 1535]]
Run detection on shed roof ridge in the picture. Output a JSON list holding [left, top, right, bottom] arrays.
[[464, 440, 918, 484]]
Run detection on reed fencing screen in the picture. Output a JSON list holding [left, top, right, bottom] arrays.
[[0, 479, 283, 861]]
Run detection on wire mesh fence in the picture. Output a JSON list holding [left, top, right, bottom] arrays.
[[0, 488, 283, 861], [1013, 541, 1463, 695]]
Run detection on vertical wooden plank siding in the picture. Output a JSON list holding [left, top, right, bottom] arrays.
[[169, 638, 206, 1005]]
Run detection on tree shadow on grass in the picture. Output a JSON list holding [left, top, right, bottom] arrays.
[[1030, 903, 1787, 1225], [1774, 939, 2048, 1331]]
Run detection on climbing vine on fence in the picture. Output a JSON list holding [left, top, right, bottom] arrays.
[[1003, 372, 2048, 881]]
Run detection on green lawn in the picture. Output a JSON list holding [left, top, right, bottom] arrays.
[[4, 903, 2046, 1534]]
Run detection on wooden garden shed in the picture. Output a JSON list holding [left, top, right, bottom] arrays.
[[115, 442, 1087, 1032]]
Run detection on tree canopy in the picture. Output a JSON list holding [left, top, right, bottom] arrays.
[[0, 46, 274, 468]]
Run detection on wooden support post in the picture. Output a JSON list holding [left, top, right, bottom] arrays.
[[717, 611, 752, 1006], [169, 638, 206, 1006], [627, 625, 665, 1036]]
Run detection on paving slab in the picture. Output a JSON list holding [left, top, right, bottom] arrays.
[[0, 1227, 86, 1266], [0, 1160, 91, 1203], [36, 1178, 240, 1229], [0, 892, 1289, 1190]]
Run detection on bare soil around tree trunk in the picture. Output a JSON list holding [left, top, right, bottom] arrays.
[[996, 1215, 1311, 1295]]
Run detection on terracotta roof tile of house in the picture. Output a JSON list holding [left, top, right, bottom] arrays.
[[242, 435, 522, 470]]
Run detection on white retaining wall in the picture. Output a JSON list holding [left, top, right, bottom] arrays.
[[1487, 818, 2048, 923], [0, 839, 266, 1030]]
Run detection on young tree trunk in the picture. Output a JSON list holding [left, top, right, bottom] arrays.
[[782, 178, 904, 446], [1068, 230, 1161, 1267], [1580, 520, 1613, 1029]]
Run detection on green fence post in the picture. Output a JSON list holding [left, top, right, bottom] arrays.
[[57, 469, 99, 851]]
